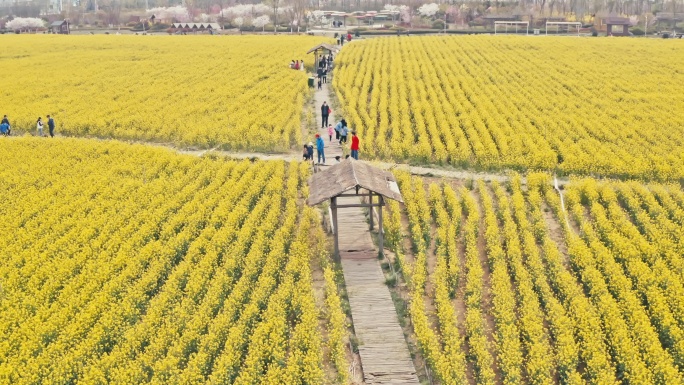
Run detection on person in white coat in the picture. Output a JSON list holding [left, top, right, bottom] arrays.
[[36, 117, 44, 137]]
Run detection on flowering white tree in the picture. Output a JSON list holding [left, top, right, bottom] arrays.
[[147, 6, 190, 22], [306, 10, 326, 26], [223, 3, 270, 18], [233, 16, 244, 28], [6, 18, 45, 31], [197, 13, 216, 22], [252, 14, 270, 31], [418, 3, 440, 18], [399, 5, 411, 24], [383, 4, 402, 22]]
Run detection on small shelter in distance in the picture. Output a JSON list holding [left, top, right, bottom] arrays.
[[306, 43, 340, 71], [50, 20, 69, 34], [307, 159, 403, 260], [603, 16, 631, 36]]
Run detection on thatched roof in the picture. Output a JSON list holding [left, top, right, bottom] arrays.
[[307, 158, 404, 206], [603, 17, 630, 24], [306, 43, 340, 55]]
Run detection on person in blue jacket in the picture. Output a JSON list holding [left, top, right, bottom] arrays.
[[315, 133, 325, 164]]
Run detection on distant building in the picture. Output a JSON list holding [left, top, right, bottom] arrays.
[[172, 23, 221, 32], [50, 20, 69, 34]]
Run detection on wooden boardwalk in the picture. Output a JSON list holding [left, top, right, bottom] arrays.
[[337, 196, 420, 384]]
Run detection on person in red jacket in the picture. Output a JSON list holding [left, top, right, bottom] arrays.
[[347, 33, 352, 42], [350, 131, 359, 160]]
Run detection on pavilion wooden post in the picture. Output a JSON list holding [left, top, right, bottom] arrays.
[[378, 195, 384, 257], [369, 191, 374, 230], [331, 196, 340, 262]]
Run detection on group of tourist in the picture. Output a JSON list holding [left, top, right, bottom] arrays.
[[303, 104, 360, 164], [0, 114, 56, 137], [316, 54, 334, 90], [337, 33, 352, 46], [289, 59, 306, 71]]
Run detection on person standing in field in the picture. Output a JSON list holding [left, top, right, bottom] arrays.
[[289, 60, 295, 69], [315, 133, 325, 164], [0, 121, 8, 136], [1, 115, 10, 136], [327, 124, 334, 142], [294, 60, 300, 70], [321, 102, 330, 128], [47, 115, 55, 137], [300, 59, 305, 71], [36, 117, 44, 137], [351, 131, 359, 160]]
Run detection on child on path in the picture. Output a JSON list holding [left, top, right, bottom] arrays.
[[303, 144, 311, 161], [327, 124, 334, 142], [351, 131, 359, 160], [315, 133, 325, 164], [307, 142, 315, 164], [318, 77, 322, 90], [36, 117, 44, 137]]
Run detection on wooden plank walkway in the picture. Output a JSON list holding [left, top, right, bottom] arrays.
[[337, 196, 420, 384]]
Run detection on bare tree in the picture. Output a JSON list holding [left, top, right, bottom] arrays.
[[265, 0, 280, 32]]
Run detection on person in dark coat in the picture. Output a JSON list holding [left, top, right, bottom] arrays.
[[321, 101, 330, 128], [47, 115, 55, 137]]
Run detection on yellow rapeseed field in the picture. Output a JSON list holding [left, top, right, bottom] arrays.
[[0, 138, 348, 384], [391, 172, 684, 384], [333, 36, 684, 180], [0, 36, 323, 151]]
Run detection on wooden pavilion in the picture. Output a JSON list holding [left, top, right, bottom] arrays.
[[50, 20, 69, 34], [602, 16, 631, 36], [306, 43, 340, 72], [307, 158, 403, 260]]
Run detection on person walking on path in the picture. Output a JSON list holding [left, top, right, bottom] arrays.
[[339, 124, 348, 145], [327, 124, 334, 142], [347, 32, 352, 42], [321, 102, 330, 128], [1, 115, 10, 136], [315, 133, 325, 164], [47, 115, 55, 137], [351, 131, 360, 160], [317, 77, 322, 90], [322, 68, 328, 84], [334, 119, 346, 140], [36, 117, 44, 137]]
